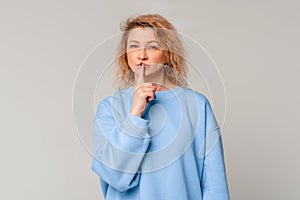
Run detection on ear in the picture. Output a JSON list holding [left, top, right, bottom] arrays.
[[163, 51, 170, 64]]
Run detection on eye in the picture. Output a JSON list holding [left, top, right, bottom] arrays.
[[129, 44, 138, 49], [148, 45, 158, 50]]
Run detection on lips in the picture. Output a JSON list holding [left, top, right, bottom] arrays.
[[136, 62, 149, 67]]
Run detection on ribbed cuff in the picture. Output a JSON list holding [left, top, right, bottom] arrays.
[[119, 113, 150, 138]]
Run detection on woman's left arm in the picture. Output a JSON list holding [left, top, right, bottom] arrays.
[[199, 100, 230, 200]]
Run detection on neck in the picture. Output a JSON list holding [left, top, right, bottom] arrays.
[[135, 73, 176, 91]]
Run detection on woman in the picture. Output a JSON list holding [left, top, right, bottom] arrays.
[[92, 14, 230, 200]]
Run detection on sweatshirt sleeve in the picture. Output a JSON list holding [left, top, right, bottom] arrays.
[[200, 99, 230, 200], [91, 97, 151, 193]]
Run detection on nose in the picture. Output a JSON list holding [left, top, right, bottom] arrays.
[[138, 47, 148, 60]]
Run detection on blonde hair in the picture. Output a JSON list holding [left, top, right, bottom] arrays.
[[115, 14, 188, 88]]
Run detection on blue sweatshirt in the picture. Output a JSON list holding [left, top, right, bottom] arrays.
[[92, 86, 230, 200]]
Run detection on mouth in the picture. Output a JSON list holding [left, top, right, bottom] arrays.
[[136, 62, 149, 67]]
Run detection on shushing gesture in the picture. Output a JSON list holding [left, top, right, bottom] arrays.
[[130, 64, 157, 117]]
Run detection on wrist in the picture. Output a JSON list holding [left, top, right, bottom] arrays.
[[130, 109, 142, 118]]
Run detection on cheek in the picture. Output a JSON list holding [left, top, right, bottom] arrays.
[[152, 51, 165, 63], [126, 52, 135, 66]]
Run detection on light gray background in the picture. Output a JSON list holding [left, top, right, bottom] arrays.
[[1, 0, 299, 199]]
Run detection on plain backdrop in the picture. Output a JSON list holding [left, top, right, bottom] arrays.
[[1, 0, 299, 199]]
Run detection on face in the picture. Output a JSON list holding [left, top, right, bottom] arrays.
[[126, 27, 165, 82]]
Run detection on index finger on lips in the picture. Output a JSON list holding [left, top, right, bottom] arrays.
[[137, 64, 144, 85]]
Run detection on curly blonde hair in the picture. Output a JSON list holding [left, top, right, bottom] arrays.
[[115, 14, 188, 88]]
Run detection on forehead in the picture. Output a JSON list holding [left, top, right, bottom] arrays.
[[127, 27, 157, 43]]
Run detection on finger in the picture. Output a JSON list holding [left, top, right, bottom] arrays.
[[141, 83, 157, 90], [146, 94, 156, 102], [145, 84, 157, 102], [147, 95, 155, 102], [134, 83, 153, 92], [141, 87, 156, 92], [141, 91, 155, 98], [152, 83, 158, 92], [146, 96, 151, 103], [143, 92, 156, 102], [137, 64, 144, 85]]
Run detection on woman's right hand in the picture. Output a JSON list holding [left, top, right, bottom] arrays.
[[130, 83, 157, 117]]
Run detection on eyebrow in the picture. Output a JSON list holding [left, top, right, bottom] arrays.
[[128, 40, 159, 44]]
